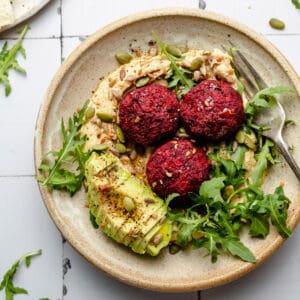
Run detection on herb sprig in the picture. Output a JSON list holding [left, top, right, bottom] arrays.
[[0, 25, 29, 96], [152, 32, 195, 98], [38, 100, 91, 195], [292, 0, 300, 9], [0, 249, 42, 300]]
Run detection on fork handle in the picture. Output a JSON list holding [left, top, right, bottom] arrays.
[[275, 136, 300, 181]]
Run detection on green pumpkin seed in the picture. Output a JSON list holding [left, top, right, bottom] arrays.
[[92, 143, 109, 151], [84, 106, 95, 121], [190, 57, 203, 71], [166, 44, 182, 57], [135, 77, 150, 87], [96, 112, 115, 123], [169, 244, 181, 255], [123, 197, 135, 212], [269, 18, 285, 30], [115, 52, 133, 64], [116, 125, 125, 143], [115, 143, 127, 154]]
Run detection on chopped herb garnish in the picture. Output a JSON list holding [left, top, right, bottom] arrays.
[[0, 25, 29, 96], [38, 100, 91, 195], [0, 249, 42, 300], [152, 32, 195, 99]]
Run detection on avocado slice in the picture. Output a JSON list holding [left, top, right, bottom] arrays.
[[85, 151, 171, 255]]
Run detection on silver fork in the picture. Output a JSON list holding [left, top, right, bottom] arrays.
[[229, 43, 300, 181]]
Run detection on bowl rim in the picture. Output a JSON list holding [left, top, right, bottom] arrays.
[[34, 7, 300, 292]]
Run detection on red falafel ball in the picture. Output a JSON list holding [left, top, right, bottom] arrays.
[[146, 139, 211, 199], [119, 84, 179, 146], [180, 80, 245, 142]]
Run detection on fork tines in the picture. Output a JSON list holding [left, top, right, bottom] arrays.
[[226, 41, 268, 98]]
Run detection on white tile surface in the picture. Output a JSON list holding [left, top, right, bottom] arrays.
[[63, 242, 198, 300], [0, 177, 62, 300], [62, 0, 198, 36], [1, 0, 61, 38], [206, 0, 300, 35], [202, 225, 300, 300], [0, 38, 61, 176]]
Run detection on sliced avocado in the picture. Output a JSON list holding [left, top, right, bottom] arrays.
[[146, 220, 172, 256], [85, 151, 170, 255]]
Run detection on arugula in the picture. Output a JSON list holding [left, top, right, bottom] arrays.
[[168, 87, 293, 263], [246, 86, 295, 116], [292, 0, 300, 8], [38, 100, 91, 195], [0, 250, 42, 300], [0, 25, 29, 96], [152, 32, 195, 98]]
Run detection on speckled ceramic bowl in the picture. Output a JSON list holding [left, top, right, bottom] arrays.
[[34, 8, 300, 292]]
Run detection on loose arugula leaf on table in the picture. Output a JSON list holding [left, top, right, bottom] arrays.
[[292, 0, 300, 9], [0, 25, 29, 97], [0, 249, 42, 300], [38, 100, 91, 195], [152, 32, 195, 99]]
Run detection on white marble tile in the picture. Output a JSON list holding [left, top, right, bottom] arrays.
[[1, 0, 61, 38], [202, 225, 300, 300], [63, 242, 198, 300], [62, 36, 83, 61], [0, 38, 61, 176], [266, 34, 300, 74], [0, 177, 62, 300], [62, 0, 198, 36], [206, 0, 300, 35]]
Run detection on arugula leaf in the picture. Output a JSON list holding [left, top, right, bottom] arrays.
[[246, 86, 294, 116], [265, 187, 291, 237], [152, 32, 195, 98], [222, 237, 256, 263], [292, 0, 300, 8], [250, 139, 274, 186], [199, 177, 226, 202], [0, 250, 42, 300], [0, 25, 30, 96], [38, 100, 91, 195], [249, 215, 270, 238]]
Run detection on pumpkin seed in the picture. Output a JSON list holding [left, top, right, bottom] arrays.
[[136, 76, 150, 87], [92, 143, 110, 151], [152, 233, 163, 245], [169, 244, 181, 255], [166, 44, 182, 57], [115, 143, 127, 154], [97, 112, 115, 123], [84, 106, 95, 120], [115, 52, 133, 64], [190, 57, 203, 71], [269, 18, 285, 30], [116, 125, 125, 143], [123, 197, 135, 212]]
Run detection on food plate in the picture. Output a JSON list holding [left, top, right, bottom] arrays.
[[34, 8, 300, 291], [0, 0, 51, 33]]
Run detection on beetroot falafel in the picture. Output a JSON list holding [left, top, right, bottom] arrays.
[[146, 139, 211, 199], [180, 80, 245, 142], [119, 84, 179, 146]]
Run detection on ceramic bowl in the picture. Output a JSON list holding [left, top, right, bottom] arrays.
[[34, 8, 300, 291]]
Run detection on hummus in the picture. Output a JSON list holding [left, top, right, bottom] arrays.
[[81, 46, 238, 180]]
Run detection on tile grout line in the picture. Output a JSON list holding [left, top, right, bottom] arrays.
[[58, 1, 66, 300]]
